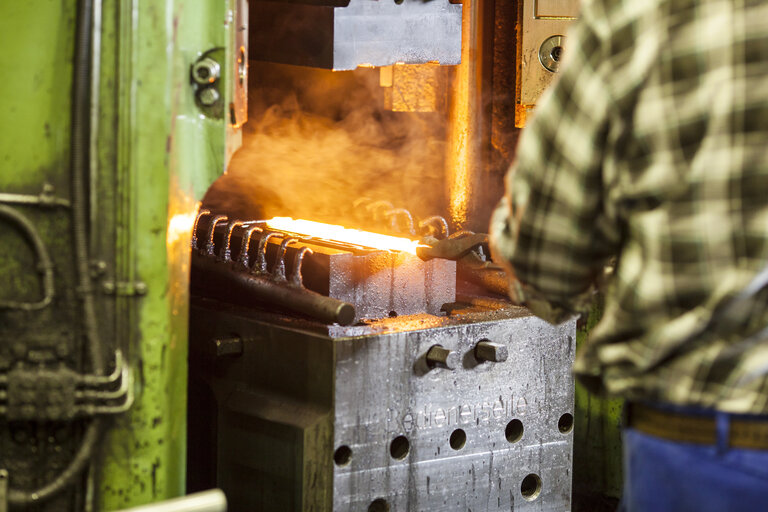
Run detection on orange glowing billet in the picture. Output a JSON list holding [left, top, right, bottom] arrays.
[[265, 217, 423, 254]]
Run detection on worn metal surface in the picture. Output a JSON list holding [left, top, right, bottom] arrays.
[[194, 215, 457, 322], [332, 313, 575, 511], [249, 0, 462, 70], [519, 0, 579, 105], [188, 300, 575, 511], [327, 251, 456, 321]]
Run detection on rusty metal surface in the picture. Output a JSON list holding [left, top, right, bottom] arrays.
[[187, 299, 575, 511]]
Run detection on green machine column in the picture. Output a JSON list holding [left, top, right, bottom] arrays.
[[0, 0, 243, 509], [573, 301, 624, 509], [96, 0, 244, 509]]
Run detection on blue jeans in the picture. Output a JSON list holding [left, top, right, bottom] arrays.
[[619, 405, 768, 512]]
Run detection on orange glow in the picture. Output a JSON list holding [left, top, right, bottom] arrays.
[[446, 0, 478, 229], [266, 217, 423, 254], [167, 211, 197, 247]]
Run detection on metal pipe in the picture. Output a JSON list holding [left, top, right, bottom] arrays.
[[113, 489, 227, 512], [69, 0, 103, 376], [446, 0, 487, 231], [8, 0, 107, 506], [192, 253, 356, 325], [0, 192, 70, 208], [0, 205, 55, 311], [76, 365, 130, 400], [8, 419, 104, 508], [79, 350, 124, 386]]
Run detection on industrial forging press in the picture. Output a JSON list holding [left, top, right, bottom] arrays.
[[0, 0, 584, 511]]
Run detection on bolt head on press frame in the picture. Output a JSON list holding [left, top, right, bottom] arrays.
[[193, 57, 221, 85], [475, 340, 509, 363], [426, 344, 460, 370], [198, 87, 220, 107]]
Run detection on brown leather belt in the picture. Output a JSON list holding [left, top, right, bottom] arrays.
[[627, 402, 768, 450]]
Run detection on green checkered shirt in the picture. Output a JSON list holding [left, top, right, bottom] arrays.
[[490, 0, 768, 413]]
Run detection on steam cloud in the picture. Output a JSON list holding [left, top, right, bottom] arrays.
[[203, 62, 449, 232]]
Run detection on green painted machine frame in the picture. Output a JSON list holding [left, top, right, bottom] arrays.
[[574, 302, 624, 509], [0, 0, 242, 509]]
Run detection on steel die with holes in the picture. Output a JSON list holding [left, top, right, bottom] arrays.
[[188, 300, 575, 511]]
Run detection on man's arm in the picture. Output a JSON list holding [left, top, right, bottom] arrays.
[[490, 3, 620, 324]]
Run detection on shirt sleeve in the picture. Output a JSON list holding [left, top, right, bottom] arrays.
[[489, 3, 619, 324]]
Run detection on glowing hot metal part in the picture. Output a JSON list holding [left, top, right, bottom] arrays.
[[266, 217, 423, 254]]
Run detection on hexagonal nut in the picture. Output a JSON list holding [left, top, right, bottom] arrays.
[[475, 340, 509, 363], [192, 57, 221, 85]]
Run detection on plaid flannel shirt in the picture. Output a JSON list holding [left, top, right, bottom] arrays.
[[490, 0, 768, 413]]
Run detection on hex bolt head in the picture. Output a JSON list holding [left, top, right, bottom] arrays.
[[474, 340, 508, 363], [426, 345, 460, 370], [192, 57, 221, 85], [198, 87, 221, 106]]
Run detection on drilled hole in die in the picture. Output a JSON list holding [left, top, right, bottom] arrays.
[[368, 498, 390, 512], [521, 473, 542, 501], [558, 413, 574, 433], [449, 428, 466, 450], [333, 445, 352, 467], [505, 419, 524, 443], [389, 435, 410, 460]]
